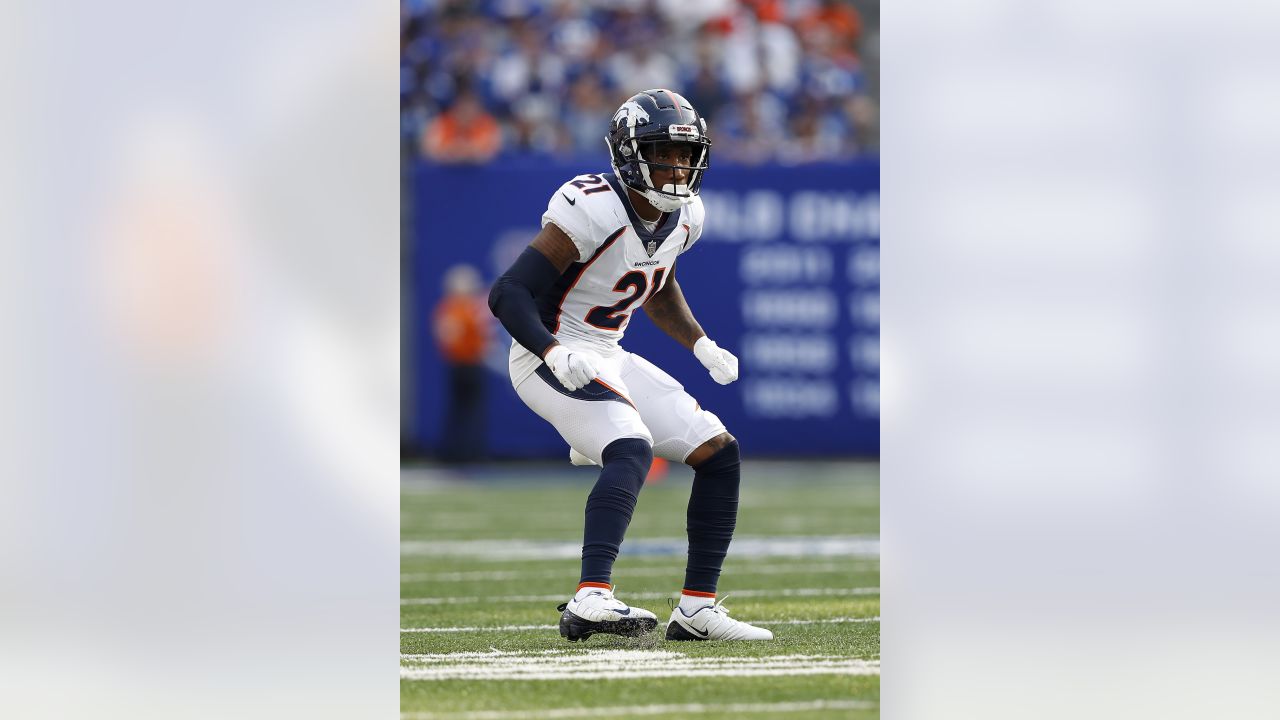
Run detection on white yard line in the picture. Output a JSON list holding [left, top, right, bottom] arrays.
[[402, 666, 875, 680], [400, 587, 879, 606], [402, 649, 683, 661], [401, 699, 874, 719], [400, 616, 880, 633], [402, 623, 556, 633], [401, 535, 879, 560], [401, 561, 878, 583], [403, 650, 862, 663], [399, 648, 879, 681], [759, 615, 880, 626]]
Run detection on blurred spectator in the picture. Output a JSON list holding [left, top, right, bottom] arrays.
[[779, 96, 846, 164], [547, 1, 600, 62], [796, 0, 863, 59], [606, 44, 679, 97], [682, 42, 732, 127], [401, 0, 878, 164], [655, 0, 736, 28], [421, 91, 502, 163], [761, 17, 801, 95], [718, 10, 764, 95], [508, 93, 562, 155], [432, 264, 492, 463], [845, 93, 877, 150], [562, 72, 619, 154], [715, 90, 789, 165], [490, 20, 567, 108]]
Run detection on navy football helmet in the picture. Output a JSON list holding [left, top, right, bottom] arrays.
[[606, 89, 711, 213]]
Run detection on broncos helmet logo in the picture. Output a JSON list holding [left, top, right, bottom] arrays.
[[612, 100, 650, 129]]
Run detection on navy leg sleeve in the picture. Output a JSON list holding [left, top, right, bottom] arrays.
[[683, 441, 741, 594], [580, 437, 653, 585]]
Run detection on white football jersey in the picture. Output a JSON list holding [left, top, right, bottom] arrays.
[[508, 171, 705, 387]]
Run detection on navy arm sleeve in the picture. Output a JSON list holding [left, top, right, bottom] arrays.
[[488, 246, 563, 359]]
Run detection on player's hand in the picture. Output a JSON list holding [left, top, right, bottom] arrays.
[[693, 336, 739, 385], [543, 345, 601, 391]]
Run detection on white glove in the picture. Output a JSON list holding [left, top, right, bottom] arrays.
[[543, 345, 601, 391], [693, 336, 739, 385]]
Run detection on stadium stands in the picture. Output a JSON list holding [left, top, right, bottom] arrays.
[[401, 0, 879, 164]]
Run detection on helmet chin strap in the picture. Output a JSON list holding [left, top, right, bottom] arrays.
[[644, 185, 690, 213]]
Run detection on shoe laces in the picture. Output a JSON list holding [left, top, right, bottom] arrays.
[[705, 594, 753, 630], [558, 587, 619, 613], [592, 587, 628, 610], [709, 593, 733, 616], [673, 593, 735, 621]]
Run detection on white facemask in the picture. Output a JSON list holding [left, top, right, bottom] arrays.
[[643, 185, 691, 213]]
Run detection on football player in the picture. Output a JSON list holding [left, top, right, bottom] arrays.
[[488, 89, 772, 642]]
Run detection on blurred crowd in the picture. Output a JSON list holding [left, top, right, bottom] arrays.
[[402, 0, 878, 165]]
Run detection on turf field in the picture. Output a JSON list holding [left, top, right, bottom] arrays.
[[401, 460, 880, 719]]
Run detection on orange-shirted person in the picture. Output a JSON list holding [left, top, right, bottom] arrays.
[[797, 0, 863, 61], [433, 264, 493, 462], [422, 92, 502, 164]]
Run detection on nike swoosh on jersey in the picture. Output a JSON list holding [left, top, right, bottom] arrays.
[[562, 193, 576, 205]]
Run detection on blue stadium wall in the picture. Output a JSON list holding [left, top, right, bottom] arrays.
[[409, 157, 879, 458]]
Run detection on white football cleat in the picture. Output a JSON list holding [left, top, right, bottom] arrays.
[[557, 588, 658, 642], [665, 596, 774, 641]]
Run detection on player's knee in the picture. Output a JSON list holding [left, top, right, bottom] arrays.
[[601, 437, 653, 479], [696, 437, 740, 474], [687, 432, 737, 468]]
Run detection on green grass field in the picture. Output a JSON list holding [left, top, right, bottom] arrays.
[[401, 460, 880, 719]]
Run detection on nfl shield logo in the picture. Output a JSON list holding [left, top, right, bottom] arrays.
[[646, 239, 658, 256]]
